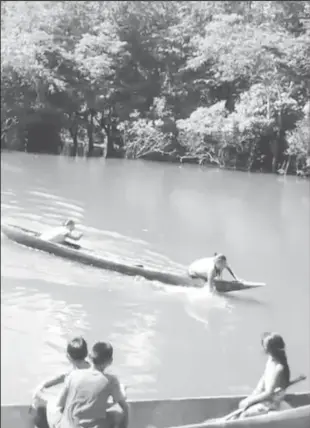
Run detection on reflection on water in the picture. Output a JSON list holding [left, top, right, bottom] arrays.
[[1, 153, 310, 404]]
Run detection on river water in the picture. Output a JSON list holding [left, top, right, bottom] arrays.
[[1, 152, 310, 404]]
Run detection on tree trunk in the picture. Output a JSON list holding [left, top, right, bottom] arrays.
[[86, 112, 94, 157], [105, 132, 115, 158], [70, 130, 78, 156], [69, 118, 78, 157]]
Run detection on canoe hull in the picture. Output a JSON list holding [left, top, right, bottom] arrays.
[[2, 224, 265, 292], [1, 393, 309, 428]]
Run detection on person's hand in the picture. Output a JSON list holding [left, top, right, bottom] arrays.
[[32, 385, 45, 409], [32, 385, 44, 400]]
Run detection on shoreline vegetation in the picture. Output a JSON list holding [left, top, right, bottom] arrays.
[[1, 1, 310, 177]]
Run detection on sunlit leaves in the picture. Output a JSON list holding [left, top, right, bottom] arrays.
[[1, 0, 309, 170]]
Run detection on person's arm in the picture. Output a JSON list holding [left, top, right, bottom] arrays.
[[239, 366, 283, 410], [207, 268, 217, 292], [36, 374, 66, 391], [55, 375, 71, 413], [66, 231, 83, 241], [250, 374, 265, 396], [225, 265, 238, 281], [110, 377, 130, 428]]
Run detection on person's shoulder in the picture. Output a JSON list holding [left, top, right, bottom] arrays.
[[105, 372, 120, 384], [68, 367, 90, 381], [105, 373, 127, 398]]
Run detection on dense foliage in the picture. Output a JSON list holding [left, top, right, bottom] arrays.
[[1, 1, 310, 175]]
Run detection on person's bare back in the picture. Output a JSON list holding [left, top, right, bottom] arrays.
[[188, 253, 238, 291]]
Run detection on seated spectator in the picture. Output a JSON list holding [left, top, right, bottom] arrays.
[[48, 341, 129, 428]]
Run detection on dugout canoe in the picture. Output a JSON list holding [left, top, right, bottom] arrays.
[[1, 223, 265, 292], [1, 393, 309, 428]]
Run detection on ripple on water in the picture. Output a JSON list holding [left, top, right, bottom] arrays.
[[1, 190, 15, 196], [1, 282, 93, 400], [79, 224, 148, 246], [2, 154, 309, 403], [13, 213, 44, 221], [1, 203, 20, 210], [108, 310, 160, 395], [54, 201, 85, 212], [1, 162, 23, 173], [27, 190, 67, 201]]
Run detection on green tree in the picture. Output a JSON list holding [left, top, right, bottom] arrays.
[[1, 1, 309, 175]]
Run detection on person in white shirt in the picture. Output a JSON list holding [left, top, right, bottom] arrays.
[[40, 219, 83, 245], [188, 253, 239, 292]]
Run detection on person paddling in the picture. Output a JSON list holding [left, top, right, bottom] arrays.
[[40, 219, 83, 245], [188, 253, 239, 292]]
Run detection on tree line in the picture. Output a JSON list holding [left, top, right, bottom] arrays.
[[1, 1, 310, 175]]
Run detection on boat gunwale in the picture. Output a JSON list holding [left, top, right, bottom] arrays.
[[1, 394, 310, 428], [2, 391, 310, 407]]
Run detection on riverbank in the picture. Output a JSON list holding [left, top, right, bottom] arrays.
[[2, 147, 309, 178]]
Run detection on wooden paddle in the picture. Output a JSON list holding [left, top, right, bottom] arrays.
[[211, 374, 307, 423]]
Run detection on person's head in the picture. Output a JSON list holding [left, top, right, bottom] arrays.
[[261, 332, 290, 386], [214, 253, 227, 270], [66, 336, 88, 362], [89, 341, 113, 370], [63, 219, 75, 231], [261, 332, 285, 355]]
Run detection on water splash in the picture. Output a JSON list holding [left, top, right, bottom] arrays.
[[184, 287, 234, 328]]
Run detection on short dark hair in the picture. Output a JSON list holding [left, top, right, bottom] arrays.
[[64, 219, 75, 227], [90, 342, 113, 365], [67, 337, 88, 361], [215, 253, 227, 262]]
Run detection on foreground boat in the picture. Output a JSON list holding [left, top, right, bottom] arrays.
[[1, 393, 309, 428], [2, 223, 265, 292]]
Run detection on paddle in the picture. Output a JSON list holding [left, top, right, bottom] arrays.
[[208, 374, 307, 424]]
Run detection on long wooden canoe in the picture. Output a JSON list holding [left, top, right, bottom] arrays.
[[2, 223, 265, 292], [1, 393, 309, 428]]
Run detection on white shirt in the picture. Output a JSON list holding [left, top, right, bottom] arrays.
[[188, 257, 215, 278], [40, 226, 70, 244]]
